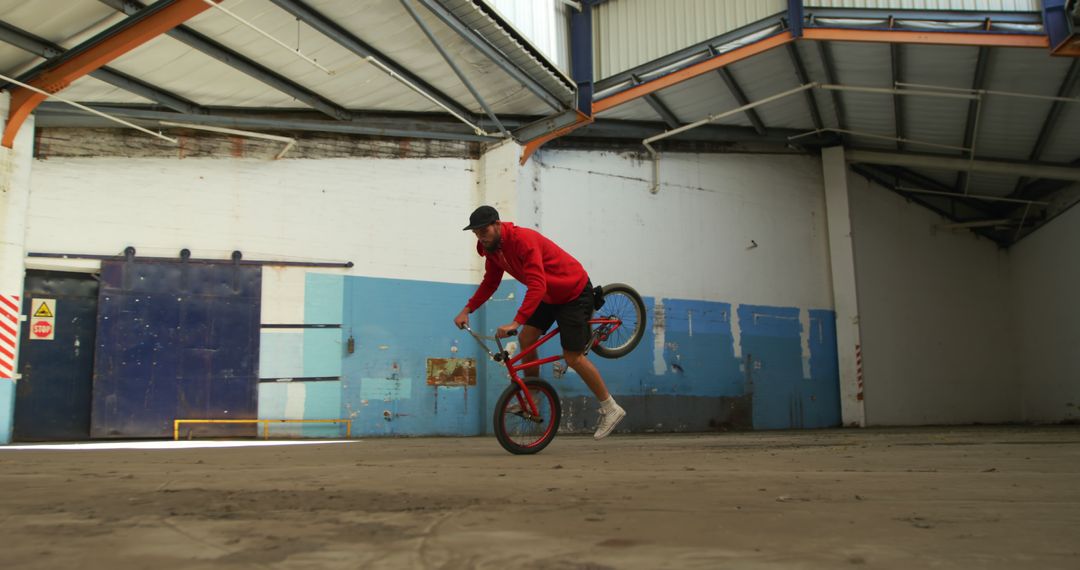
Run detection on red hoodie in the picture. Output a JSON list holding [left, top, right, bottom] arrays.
[[466, 222, 588, 325]]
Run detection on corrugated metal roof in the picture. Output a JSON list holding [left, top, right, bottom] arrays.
[[964, 172, 1025, 197], [441, 0, 574, 102], [898, 44, 978, 152], [61, 74, 156, 105], [592, 0, 786, 80], [0, 0, 573, 120], [591, 95, 661, 122], [484, 0, 570, 75], [826, 41, 897, 149], [1039, 89, 1080, 164], [723, 45, 815, 131], [658, 71, 749, 126], [975, 48, 1075, 161], [792, 40, 840, 129]]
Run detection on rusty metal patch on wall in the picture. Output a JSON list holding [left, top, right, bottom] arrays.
[[426, 358, 476, 386]]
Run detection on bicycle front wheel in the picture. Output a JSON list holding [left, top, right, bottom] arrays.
[[592, 283, 646, 359], [493, 379, 561, 455]]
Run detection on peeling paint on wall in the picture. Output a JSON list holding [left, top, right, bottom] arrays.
[[731, 303, 743, 359], [800, 308, 812, 380], [652, 299, 666, 375], [426, 358, 477, 386], [34, 128, 481, 160]]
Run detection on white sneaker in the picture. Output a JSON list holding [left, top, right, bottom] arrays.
[[594, 403, 626, 440]]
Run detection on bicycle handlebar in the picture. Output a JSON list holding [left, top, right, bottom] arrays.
[[461, 325, 518, 362]]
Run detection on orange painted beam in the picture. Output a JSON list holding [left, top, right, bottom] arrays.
[[593, 32, 795, 114], [3, 0, 218, 148], [802, 28, 1049, 49], [519, 111, 593, 165], [1051, 36, 1080, 57]]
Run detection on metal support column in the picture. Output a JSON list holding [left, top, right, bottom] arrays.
[[571, 0, 595, 114], [821, 146, 866, 427], [0, 93, 36, 443]]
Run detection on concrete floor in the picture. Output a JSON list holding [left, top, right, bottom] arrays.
[[0, 426, 1078, 569]]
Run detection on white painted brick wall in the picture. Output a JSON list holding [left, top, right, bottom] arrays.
[[1010, 204, 1080, 423], [848, 171, 1018, 425], [530, 149, 835, 309], [27, 156, 482, 284]]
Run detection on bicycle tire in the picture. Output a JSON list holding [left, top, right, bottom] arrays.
[[493, 379, 561, 455], [592, 283, 646, 359]]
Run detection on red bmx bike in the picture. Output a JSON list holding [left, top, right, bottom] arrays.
[[463, 283, 646, 454]]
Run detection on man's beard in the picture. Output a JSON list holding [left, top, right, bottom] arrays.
[[483, 235, 501, 253]]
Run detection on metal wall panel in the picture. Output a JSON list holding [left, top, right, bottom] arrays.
[[91, 260, 261, 439], [593, 0, 786, 80], [14, 271, 98, 441], [484, 0, 570, 74], [804, 0, 1041, 11]]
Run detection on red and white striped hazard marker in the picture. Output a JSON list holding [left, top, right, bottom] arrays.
[[0, 295, 19, 379]]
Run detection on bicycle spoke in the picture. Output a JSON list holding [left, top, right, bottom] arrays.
[[597, 290, 641, 353]]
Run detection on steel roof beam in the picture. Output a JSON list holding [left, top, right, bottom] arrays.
[[785, 43, 823, 130], [816, 41, 846, 130], [1010, 157, 1080, 205], [872, 164, 1000, 217], [891, 44, 904, 151], [956, 47, 991, 195], [0, 19, 202, 115], [630, 74, 680, 129], [1009, 59, 1080, 198], [35, 101, 809, 144], [582, 120, 804, 143], [804, 8, 1044, 25], [851, 164, 1007, 247], [270, 0, 477, 126], [413, 0, 567, 112], [847, 149, 1080, 182], [715, 65, 767, 135], [98, 0, 353, 121], [35, 102, 499, 142]]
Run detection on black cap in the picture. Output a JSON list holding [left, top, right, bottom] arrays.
[[463, 205, 499, 231]]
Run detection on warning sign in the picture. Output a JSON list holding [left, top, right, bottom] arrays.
[[30, 298, 56, 341], [33, 299, 55, 318]]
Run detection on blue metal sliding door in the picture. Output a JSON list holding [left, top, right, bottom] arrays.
[[91, 259, 261, 438]]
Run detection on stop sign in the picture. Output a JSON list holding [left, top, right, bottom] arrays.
[[32, 320, 53, 339]]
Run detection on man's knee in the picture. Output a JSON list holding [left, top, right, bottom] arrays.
[[563, 350, 585, 367]]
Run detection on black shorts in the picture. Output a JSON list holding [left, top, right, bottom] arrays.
[[525, 280, 594, 352]]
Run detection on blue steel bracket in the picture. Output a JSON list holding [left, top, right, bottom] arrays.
[[1043, 0, 1076, 52], [788, 0, 804, 38]]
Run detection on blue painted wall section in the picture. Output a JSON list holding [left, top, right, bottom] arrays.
[[738, 304, 809, 430], [256, 271, 841, 437], [258, 380, 345, 437], [557, 297, 840, 432], [0, 380, 14, 443], [340, 275, 510, 437], [257, 273, 344, 437]]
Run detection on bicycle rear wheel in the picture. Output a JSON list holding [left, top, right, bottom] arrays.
[[493, 379, 561, 455], [592, 283, 646, 359]]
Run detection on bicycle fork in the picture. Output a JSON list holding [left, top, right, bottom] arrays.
[[462, 325, 545, 420]]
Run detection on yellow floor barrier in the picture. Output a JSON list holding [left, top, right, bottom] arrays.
[[174, 418, 352, 440]]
